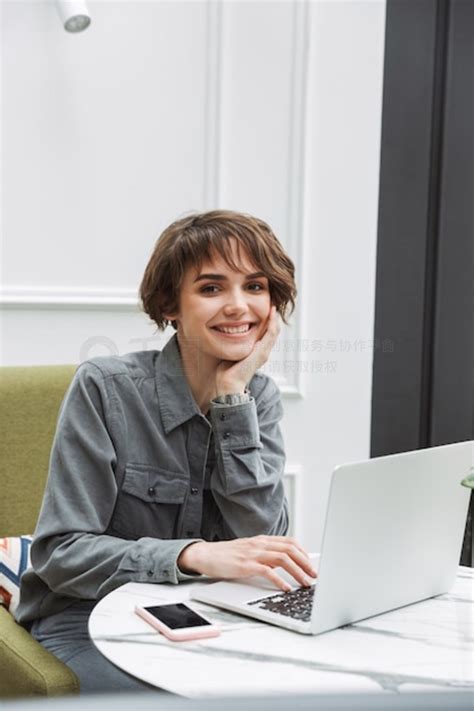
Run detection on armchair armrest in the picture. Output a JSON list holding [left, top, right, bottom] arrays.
[[0, 607, 79, 698]]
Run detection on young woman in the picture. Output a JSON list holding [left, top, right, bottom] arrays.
[[18, 210, 317, 693]]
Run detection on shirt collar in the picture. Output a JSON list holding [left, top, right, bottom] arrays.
[[155, 333, 202, 434]]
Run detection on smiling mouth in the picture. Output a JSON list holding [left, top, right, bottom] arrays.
[[211, 324, 256, 335]]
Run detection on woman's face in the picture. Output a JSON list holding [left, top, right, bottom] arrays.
[[167, 240, 272, 367]]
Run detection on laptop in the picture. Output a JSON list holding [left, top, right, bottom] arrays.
[[192, 441, 473, 635]]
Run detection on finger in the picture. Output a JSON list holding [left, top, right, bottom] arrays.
[[252, 563, 293, 592], [280, 535, 310, 559], [256, 535, 310, 561], [258, 536, 312, 562], [262, 325, 279, 351], [262, 552, 315, 588], [256, 536, 310, 561], [257, 306, 275, 338], [260, 542, 317, 578], [271, 305, 281, 330], [255, 317, 279, 363], [263, 306, 279, 338]]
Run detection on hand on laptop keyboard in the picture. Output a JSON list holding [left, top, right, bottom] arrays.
[[177, 535, 318, 592], [248, 584, 316, 622]]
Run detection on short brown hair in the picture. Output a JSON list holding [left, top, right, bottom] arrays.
[[140, 210, 297, 330]]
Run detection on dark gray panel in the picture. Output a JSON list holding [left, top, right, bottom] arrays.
[[371, 0, 473, 563], [430, 0, 474, 566], [371, 0, 439, 456], [431, 0, 474, 444]]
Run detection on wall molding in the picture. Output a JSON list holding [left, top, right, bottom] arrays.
[[275, 0, 309, 399], [283, 463, 303, 539], [288, 0, 310, 401], [3, 0, 311, 400], [0, 285, 298, 397], [204, 0, 309, 399], [0, 286, 139, 310], [203, 0, 222, 208], [270, 370, 305, 399]]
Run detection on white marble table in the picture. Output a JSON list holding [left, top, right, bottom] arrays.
[[89, 566, 474, 699]]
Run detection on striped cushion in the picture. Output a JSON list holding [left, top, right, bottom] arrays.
[[0, 536, 32, 617]]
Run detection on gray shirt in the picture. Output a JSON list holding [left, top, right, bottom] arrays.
[[17, 334, 288, 624]]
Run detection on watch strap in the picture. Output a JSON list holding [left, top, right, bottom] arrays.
[[212, 391, 251, 406]]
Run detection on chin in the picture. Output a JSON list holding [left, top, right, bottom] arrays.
[[215, 343, 254, 361]]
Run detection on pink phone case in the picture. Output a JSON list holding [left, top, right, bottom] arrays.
[[135, 605, 221, 641]]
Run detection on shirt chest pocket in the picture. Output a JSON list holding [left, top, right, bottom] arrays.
[[111, 463, 189, 540]]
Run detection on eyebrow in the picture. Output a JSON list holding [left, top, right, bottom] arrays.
[[193, 271, 267, 283]]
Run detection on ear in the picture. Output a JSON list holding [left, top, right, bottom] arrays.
[[163, 313, 180, 331]]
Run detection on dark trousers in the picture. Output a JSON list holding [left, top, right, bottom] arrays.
[[30, 600, 169, 695]]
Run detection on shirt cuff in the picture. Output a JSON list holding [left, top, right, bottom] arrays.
[[176, 541, 205, 582], [209, 397, 261, 449], [132, 538, 204, 585]]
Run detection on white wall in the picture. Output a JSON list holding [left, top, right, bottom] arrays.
[[0, 0, 386, 549], [292, 0, 385, 546]]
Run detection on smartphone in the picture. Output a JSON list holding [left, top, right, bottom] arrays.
[[135, 602, 221, 641]]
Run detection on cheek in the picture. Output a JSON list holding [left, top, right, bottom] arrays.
[[192, 301, 221, 329], [258, 297, 271, 320], [253, 301, 271, 335], [182, 294, 213, 319]]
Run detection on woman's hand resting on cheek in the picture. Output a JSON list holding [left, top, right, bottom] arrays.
[[177, 535, 318, 592], [214, 306, 280, 396]]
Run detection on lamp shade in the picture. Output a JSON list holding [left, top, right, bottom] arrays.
[[55, 0, 91, 33]]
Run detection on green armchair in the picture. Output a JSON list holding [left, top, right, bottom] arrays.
[[0, 365, 80, 698]]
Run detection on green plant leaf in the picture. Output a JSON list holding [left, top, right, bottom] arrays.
[[461, 472, 474, 489]]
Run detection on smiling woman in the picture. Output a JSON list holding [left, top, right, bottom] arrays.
[[140, 210, 297, 332], [17, 210, 316, 694], [139, 211, 297, 413], [162, 244, 273, 412], [166, 241, 272, 375]]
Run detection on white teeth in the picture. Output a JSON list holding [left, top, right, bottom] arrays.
[[215, 325, 251, 334]]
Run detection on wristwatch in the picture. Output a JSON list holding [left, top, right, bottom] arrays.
[[212, 391, 251, 406]]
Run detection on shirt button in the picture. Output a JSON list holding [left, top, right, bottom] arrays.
[[148, 487, 155, 496], [191, 487, 199, 495], [147, 570, 154, 577], [162, 569, 169, 576], [223, 431, 230, 439], [220, 413, 226, 420], [186, 530, 194, 537]]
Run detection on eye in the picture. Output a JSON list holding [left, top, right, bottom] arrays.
[[247, 282, 266, 292], [200, 284, 220, 294]]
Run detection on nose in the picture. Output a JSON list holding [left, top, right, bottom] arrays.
[[222, 287, 249, 316]]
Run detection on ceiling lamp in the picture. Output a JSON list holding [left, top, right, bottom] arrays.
[[55, 0, 91, 33]]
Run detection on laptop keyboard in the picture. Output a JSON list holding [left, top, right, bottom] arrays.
[[247, 585, 316, 622]]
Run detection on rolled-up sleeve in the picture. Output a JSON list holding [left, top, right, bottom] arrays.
[[209, 375, 289, 538], [31, 363, 199, 603]]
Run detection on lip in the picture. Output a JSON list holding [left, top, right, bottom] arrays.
[[210, 322, 256, 339], [211, 321, 255, 328]]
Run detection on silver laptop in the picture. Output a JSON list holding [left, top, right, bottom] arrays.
[[192, 441, 473, 635]]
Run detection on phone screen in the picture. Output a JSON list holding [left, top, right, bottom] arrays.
[[144, 604, 211, 630]]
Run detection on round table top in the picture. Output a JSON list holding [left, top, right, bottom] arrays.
[[88, 567, 474, 698]]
